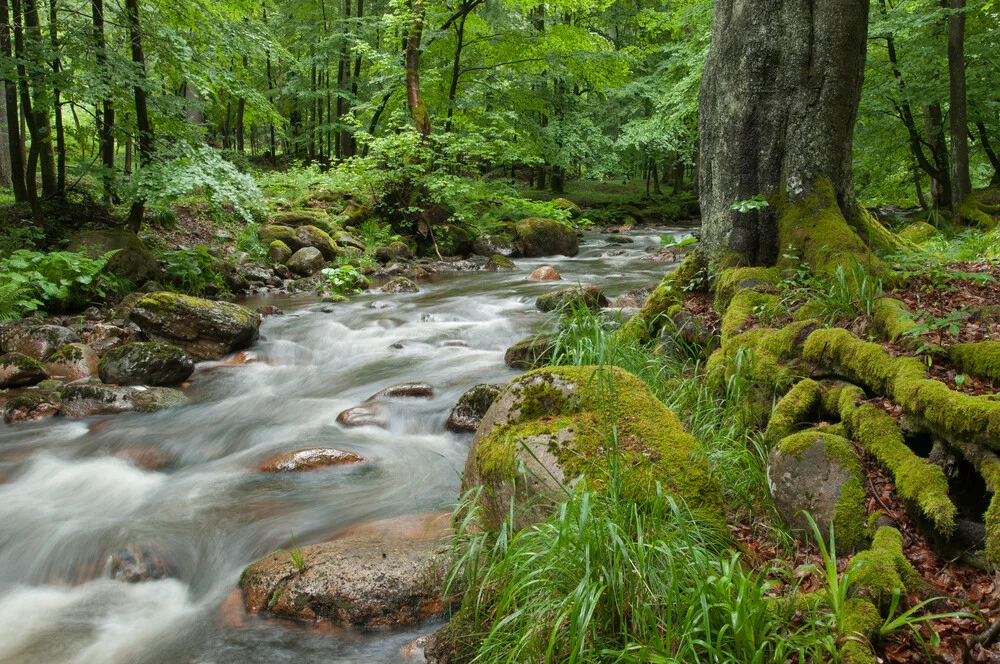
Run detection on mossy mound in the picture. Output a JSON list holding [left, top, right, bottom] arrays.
[[461, 365, 722, 531], [98, 341, 195, 387], [551, 197, 582, 218], [898, 220, 939, 244], [504, 334, 557, 369], [272, 211, 337, 235], [483, 254, 517, 272], [267, 240, 292, 264], [68, 229, 158, 284]]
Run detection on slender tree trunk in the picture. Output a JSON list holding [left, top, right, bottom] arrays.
[[0, 91, 9, 188], [445, 11, 466, 134], [651, 159, 662, 195], [913, 159, 928, 210], [236, 54, 247, 153], [405, 0, 430, 138], [21, 0, 57, 198], [0, 0, 27, 200], [925, 104, 950, 209], [264, 3, 276, 166], [947, 0, 970, 210], [92, 0, 115, 201], [125, 0, 152, 233], [48, 0, 64, 192], [11, 0, 42, 220], [699, 0, 871, 265], [977, 122, 1000, 186]]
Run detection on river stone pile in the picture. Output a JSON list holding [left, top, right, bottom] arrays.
[[0, 293, 260, 423]]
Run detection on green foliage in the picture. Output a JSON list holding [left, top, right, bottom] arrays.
[[319, 265, 369, 296], [782, 257, 884, 325], [659, 233, 698, 248], [160, 245, 224, 295], [0, 249, 125, 316], [0, 225, 46, 258], [901, 308, 970, 357], [447, 487, 837, 664], [357, 220, 400, 252], [280, 532, 307, 572], [878, 588, 979, 658], [731, 194, 770, 213], [234, 224, 268, 261]]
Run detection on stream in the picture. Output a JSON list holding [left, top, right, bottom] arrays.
[[0, 228, 686, 664]]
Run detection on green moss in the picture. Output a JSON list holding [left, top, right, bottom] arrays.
[[720, 291, 781, 340], [949, 342, 1000, 382], [804, 328, 1000, 455], [825, 383, 956, 535], [269, 240, 290, 252], [47, 344, 85, 363], [839, 598, 880, 664], [613, 277, 681, 344], [897, 221, 939, 244], [957, 196, 997, 230], [712, 266, 779, 313], [850, 204, 916, 253], [871, 298, 917, 342], [776, 431, 862, 475], [847, 526, 920, 610], [474, 366, 722, 518], [551, 197, 582, 218], [765, 379, 822, 447], [0, 353, 46, 373], [775, 177, 883, 275], [834, 477, 868, 552], [260, 225, 297, 246]]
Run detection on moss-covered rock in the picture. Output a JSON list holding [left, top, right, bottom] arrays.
[[551, 197, 582, 218], [44, 343, 100, 382], [259, 225, 297, 248], [286, 247, 325, 276], [949, 341, 1000, 382], [1, 323, 80, 360], [767, 431, 868, 551], [126, 292, 260, 361], [461, 366, 722, 531], [272, 211, 336, 235], [446, 383, 505, 432], [0, 352, 48, 388], [535, 285, 608, 312], [67, 230, 158, 284], [3, 390, 61, 424], [267, 240, 292, 265], [483, 254, 517, 272], [605, 234, 634, 244], [898, 220, 940, 244], [60, 381, 186, 417], [514, 218, 579, 258], [381, 277, 419, 294], [504, 334, 557, 369], [98, 341, 195, 387]]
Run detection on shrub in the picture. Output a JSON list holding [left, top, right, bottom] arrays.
[[0, 249, 126, 317], [160, 245, 224, 295]]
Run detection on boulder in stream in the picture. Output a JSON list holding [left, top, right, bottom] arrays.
[[0, 322, 80, 360], [337, 403, 388, 428], [60, 381, 187, 417], [287, 247, 326, 276], [3, 391, 61, 424], [381, 277, 420, 294], [526, 266, 561, 282], [462, 366, 722, 531], [367, 382, 434, 400], [239, 537, 455, 628], [535, 285, 609, 312], [514, 218, 578, 258], [258, 448, 365, 472], [107, 544, 174, 583], [503, 334, 556, 370], [446, 383, 504, 432], [483, 254, 517, 272], [125, 292, 260, 361], [98, 342, 195, 386]]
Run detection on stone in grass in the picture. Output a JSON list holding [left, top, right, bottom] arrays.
[[535, 285, 609, 312]]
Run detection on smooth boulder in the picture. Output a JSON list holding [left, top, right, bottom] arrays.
[[1, 322, 79, 360], [125, 292, 260, 361], [337, 403, 388, 428], [258, 448, 365, 472], [381, 277, 419, 294], [462, 366, 721, 531], [98, 342, 195, 386], [368, 383, 434, 400], [287, 247, 326, 276], [446, 383, 504, 432], [527, 266, 561, 282], [515, 218, 579, 257], [503, 334, 556, 369], [239, 537, 454, 628]]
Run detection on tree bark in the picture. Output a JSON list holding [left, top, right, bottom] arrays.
[[947, 0, 971, 210], [125, 0, 152, 233], [977, 122, 1000, 186], [92, 0, 115, 201], [699, 0, 871, 265], [20, 0, 57, 199], [0, 0, 27, 200], [49, 0, 64, 192], [405, 0, 430, 138], [925, 104, 950, 209]]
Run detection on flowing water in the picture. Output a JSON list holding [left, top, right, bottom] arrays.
[[0, 228, 687, 664]]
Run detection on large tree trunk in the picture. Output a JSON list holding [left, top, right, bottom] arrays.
[[125, 0, 152, 233], [0, 0, 27, 200], [699, 0, 871, 266], [947, 0, 971, 210], [20, 0, 57, 199]]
